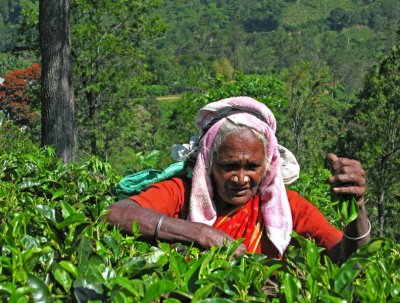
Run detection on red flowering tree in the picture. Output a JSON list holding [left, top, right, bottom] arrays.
[[0, 64, 41, 126]]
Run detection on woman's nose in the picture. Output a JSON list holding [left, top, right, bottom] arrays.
[[230, 172, 250, 184]]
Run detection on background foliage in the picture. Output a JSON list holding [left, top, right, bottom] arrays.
[[0, 130, 398, 302], [0, 0, 399, 236], [0, 0, 399, 301]]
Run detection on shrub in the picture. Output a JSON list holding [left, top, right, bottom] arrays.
[[0, 63, 41, 126], [0, 144, 398, 302]]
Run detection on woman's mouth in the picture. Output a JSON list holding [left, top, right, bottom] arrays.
[[230, 187, 250, 196]]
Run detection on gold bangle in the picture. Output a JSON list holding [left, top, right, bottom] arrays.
[[343, 219, 371, 241], [154, 215, 166, 240]]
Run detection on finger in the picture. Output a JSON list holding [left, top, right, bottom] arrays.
[[329, 159, 363, 175], [332, 185, 366, 197], [327, 153, 349, 172], [233, 244, 247, 258], [333, 165, 365, 176], [329, 173, 366, 186], [326, 153, 339, 163], [326, 153, 338, 170], [337, 159, 363, 170]]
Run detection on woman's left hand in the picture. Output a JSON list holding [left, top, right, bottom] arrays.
[[326, 153, 366, 204], [326, 153, 370, 263]]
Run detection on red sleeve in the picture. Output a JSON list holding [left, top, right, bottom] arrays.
[[128, 177, 190, 219], [286, 189, 343, 250]]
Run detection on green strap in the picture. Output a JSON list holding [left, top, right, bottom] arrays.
[[116, 161, 189, 198]]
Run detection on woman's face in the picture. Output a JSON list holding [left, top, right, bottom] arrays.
[[211, 130, 267, 208]]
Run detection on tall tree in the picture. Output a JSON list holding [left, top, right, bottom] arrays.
[[279, 62, 341, 168], [70, 0, 161, 157], [39, 0, 75, 163], [344, 45, 400, 237]]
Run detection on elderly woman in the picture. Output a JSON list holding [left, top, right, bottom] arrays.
[[107, 97, 370, 262]]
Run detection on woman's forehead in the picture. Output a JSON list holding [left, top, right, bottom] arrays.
[[217, 132, 265, 158]]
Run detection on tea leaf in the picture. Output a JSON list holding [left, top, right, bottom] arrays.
[[142, 279, 176, 303], [53, 263, 72, 292], [26, 274, 50, 303], [281, 273, 300, 303]]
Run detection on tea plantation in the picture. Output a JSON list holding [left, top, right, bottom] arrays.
[[0, 126, 399, 303]]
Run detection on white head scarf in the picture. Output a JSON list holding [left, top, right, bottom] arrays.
[[173, 96, 300, 256]]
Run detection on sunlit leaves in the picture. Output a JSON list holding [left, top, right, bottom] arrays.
[[338, 198, 359, 225], [1, 143, 399, 302], [344, 45, 400, 237]]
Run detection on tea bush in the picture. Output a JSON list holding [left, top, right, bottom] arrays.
[[0, 141, 399, 302]]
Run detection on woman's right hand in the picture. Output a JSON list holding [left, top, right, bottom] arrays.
[[197, 224, 247, 257], [107, 200, 247, 257]]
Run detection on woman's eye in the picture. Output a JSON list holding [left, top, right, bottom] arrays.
[[226, 165, 239, 171], [247, 164, 262, 171], [219, 163, 239, 171]]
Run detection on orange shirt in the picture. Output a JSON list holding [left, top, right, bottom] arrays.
[[129, 177, 343, 257]]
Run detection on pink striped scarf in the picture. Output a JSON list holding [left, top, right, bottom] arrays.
[[187, 96, 293, 256]]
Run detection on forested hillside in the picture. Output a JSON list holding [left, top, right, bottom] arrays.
[[151, 0, 400, 95], [0, 0, 399, 301], [2, 0, 400, 93], [3, 0, 399, 236]]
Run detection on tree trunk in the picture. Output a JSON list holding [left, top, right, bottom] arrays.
[[39, 0, 75, 163], [377, 189, 385, 237], [87, 90, 97, 155]]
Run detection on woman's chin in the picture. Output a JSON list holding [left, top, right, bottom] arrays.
[[227, 194, 252, 206], [215, 190, 252, 208]]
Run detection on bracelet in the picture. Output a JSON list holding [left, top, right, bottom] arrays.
[[154, 215, 166, 240], [343, 219, 371, 241]]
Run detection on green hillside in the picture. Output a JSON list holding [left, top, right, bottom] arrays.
[[282, 0, 354, 26], [0, 1, 400, 301]]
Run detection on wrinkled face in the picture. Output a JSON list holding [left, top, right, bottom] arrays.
[[211, 130, 267, 208]]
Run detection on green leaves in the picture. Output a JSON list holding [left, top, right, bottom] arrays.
[[26, 274, 50, 303], [35, 203, 87, 230], [1, 142, 400, 302], [289, 167, 360, 227], [142, 279, 176, 303], [338, 198, 359, 226], [281, 273, 301, 302], [53, 263, 73, 292]]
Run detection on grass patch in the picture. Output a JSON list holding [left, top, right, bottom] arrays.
[[156, 94, 182, 101], [282, 0, 354, 27], [343, 25, 375, 42]]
